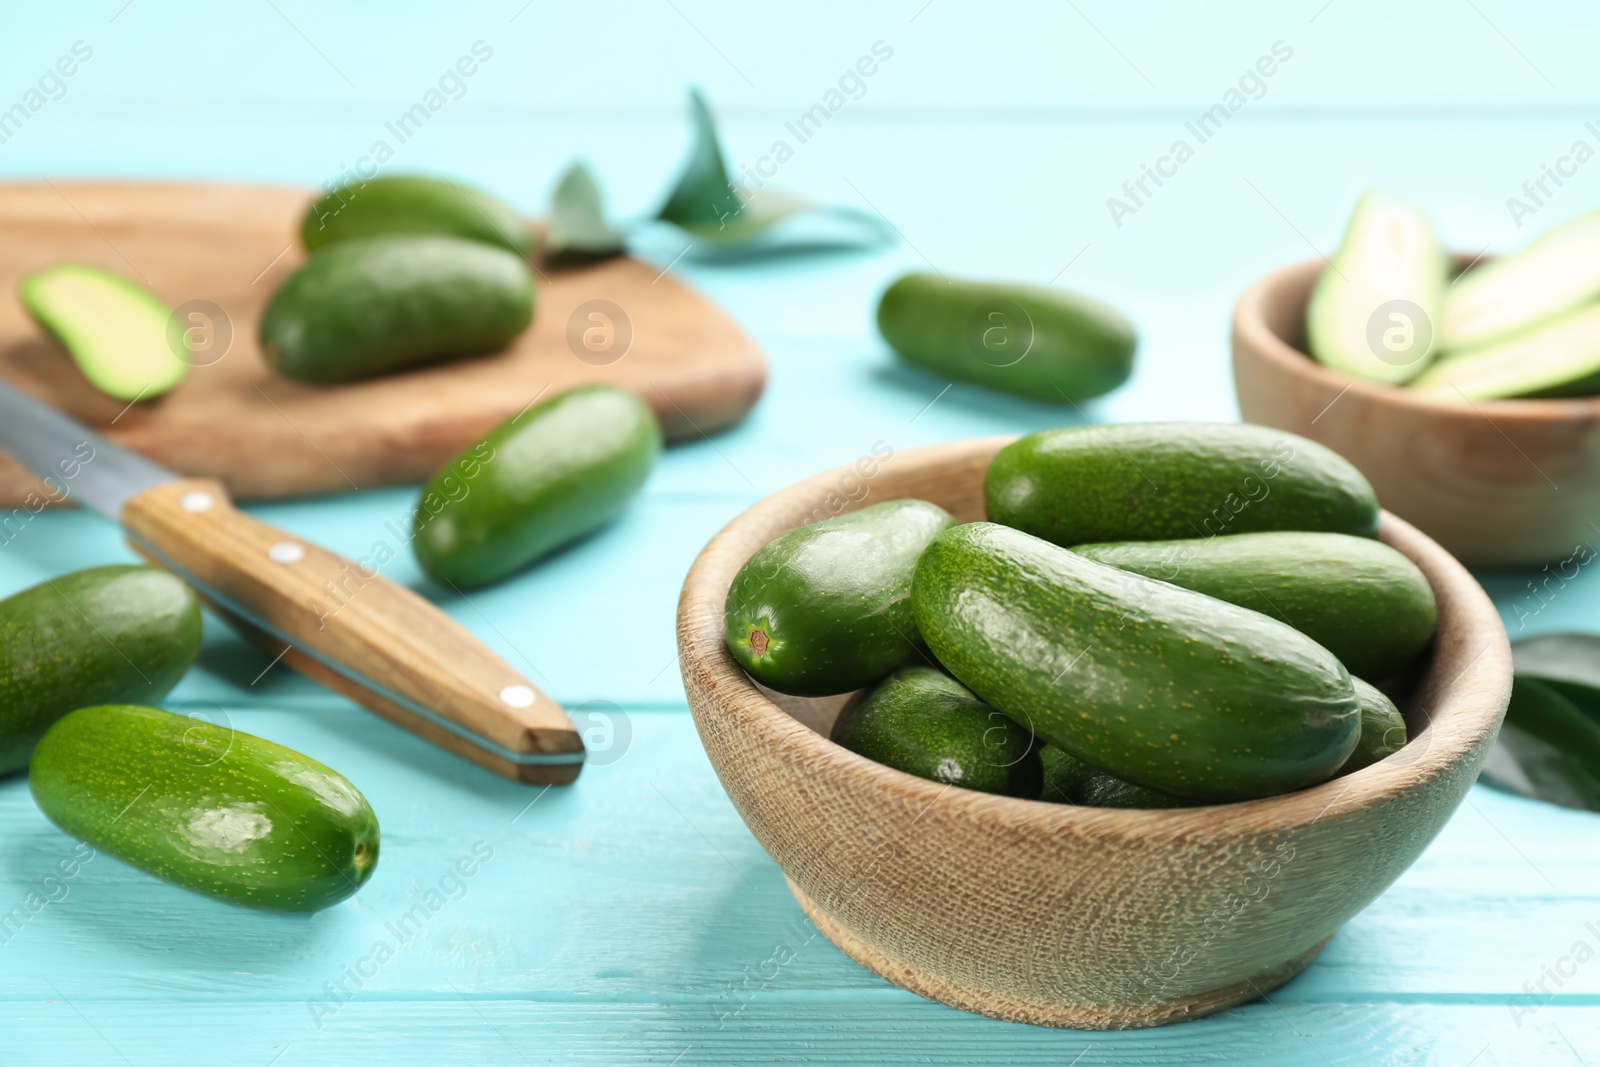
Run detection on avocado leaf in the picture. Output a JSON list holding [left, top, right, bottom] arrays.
[[1480, 674, 1600, 811], [1512, 632, 1600, 683], [655, 87, 894, 256], [657, 87, 745, 234], [545, 162, 627, 259]]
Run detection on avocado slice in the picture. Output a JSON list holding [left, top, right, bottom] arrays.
[[1306, 190, 1446, 384], [1445, 211, 1600, 350], [1410, 301, 1600, 400], [19, 263, 188, 402]]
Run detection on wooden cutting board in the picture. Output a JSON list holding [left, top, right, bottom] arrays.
[[0, 182, 766, 505]]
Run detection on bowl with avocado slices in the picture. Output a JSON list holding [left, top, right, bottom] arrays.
[[1234, 247, 1600, 567], [677, 434, 1509, 1029]]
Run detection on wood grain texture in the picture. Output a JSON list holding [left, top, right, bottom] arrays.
[[121, 477, 582, 783], [0, 182, 766, 505], [1232, 257, 1600, 567], [676, 437, 1512, 1029]]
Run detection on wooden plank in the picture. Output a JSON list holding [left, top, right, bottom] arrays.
[[1, 998, 1594, 1065], [2, 709, 1598, 1009]]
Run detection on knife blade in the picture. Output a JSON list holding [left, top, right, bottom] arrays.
[[0, 380, 584, 783]]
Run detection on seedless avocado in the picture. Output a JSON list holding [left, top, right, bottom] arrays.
[[1039, 745, 1094, 804], [303, 174, 532, 256], [724, 499, 954, 696], [1338, 677, 1407, 775], [19, 264, 188, 401], [912, 523, 1361, 800], [877, 273, 1136, 402], [412, 385, 662, 588], [1074, 770, 1193, 809], [261, 235, 535, 384], [1038, 745, 1190, 808], [831, 666, 1041, 797], [1410, 303, 1600, 400], [1306, 190, 1445, 384], [1444, 211, 1600, 350], [985, 422, 1379, 547], [1072, 531, 1436, 680], [30, 705, 379, 911], [0, 566, 201, 775]]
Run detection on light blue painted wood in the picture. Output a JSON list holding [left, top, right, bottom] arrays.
[[2, 2, 1598, 1063]]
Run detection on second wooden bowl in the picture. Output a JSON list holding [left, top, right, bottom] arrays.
[[1233, 256, 1600, 567], [677, 436, 1510, 1029]]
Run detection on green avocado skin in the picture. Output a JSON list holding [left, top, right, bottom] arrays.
[[1038, 745, 1191, 808], [413, 385, 661, 588], [261, 235, 535, 384], [30, 705, 379, 912], [1039, 745, 1095, 803], [302, 175, 531, 256], [0, 566, 200, 776], [1338, 677, 1408, 775], [1075, 771, 1193, 809], [1072, 532, 1436, 681], [877, 272, 1136, 403], [1038, 744, 1191, 807], [724, 500, 955, 697], [831, 666, 1042, 797], [912, 523, 1360, 800], [985, 423, 1380, 547]]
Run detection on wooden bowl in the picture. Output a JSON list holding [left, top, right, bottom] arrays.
[[676, 436, 1510, 1029], [1233, 256, 1600, 567]]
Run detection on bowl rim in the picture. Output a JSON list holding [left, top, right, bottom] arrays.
[[1233, 254, 1600, 420], [677, 435, 1511, 846]]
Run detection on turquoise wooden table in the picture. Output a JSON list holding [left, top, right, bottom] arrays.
[[3, 1, 1600, 1062]]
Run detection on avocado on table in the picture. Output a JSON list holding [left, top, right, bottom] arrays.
[[261, 234, 535, 384], [1072, 531, 1437, 681], [724, 499, 954, 697], [302, 174, 532, 256], [876, 272, 1137, 403], [412, 384, 662, 588], [832, 665, 1041, 797], [0, 565, 201, 775], [30, 704, 379, 911], [913, 522, 1361, 801], [985, 422, 1379, 547]]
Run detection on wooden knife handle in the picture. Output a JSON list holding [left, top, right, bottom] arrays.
[[121, 478, 583, 784]]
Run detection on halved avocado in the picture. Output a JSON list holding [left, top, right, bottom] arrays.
[[19, 264, 187, 401]]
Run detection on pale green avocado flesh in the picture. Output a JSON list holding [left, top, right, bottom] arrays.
[[1412, 301, 1600, 400], [1306, 190, 1446, 385], [1445, 211, 1600, 349], [19, 264, 187, 401]]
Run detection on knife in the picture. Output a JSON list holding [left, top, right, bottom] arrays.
[[0, 380, 584, 784]]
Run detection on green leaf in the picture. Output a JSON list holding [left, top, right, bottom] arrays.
[[1513, 632, 1600, 693], [657, 87, 742, 232], [655, 87, 895, 255], [1510, 631, 1600, 721], [1480, 675, 1600, 811], [546, 162, 626, 258]]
